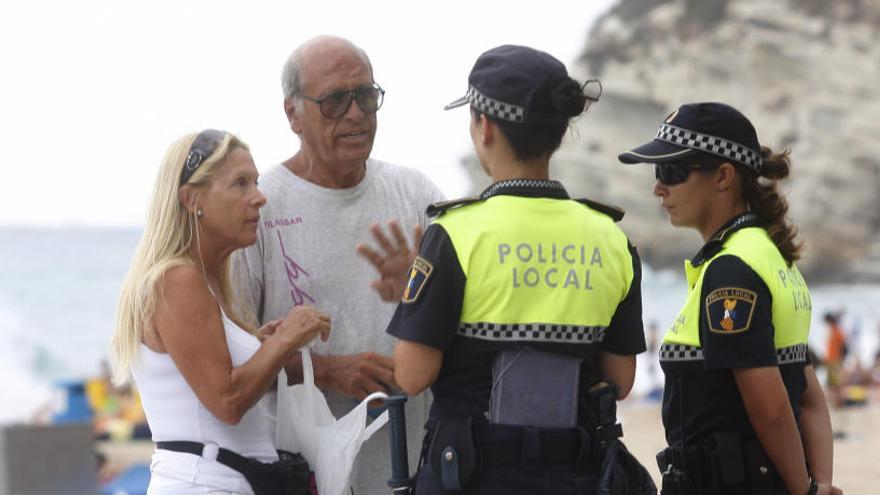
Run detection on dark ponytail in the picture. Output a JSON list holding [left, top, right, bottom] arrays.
[[742, 147, 803, 264], [476, 76, 588, 160], [548, 77, 588, 118]]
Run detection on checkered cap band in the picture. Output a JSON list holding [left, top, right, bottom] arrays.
[[467, 86, 526, 123], [659, 343, 704, 362], [458, 322, 606, 344], [656, 124, 762, 172], [776, 344, 808, 365]]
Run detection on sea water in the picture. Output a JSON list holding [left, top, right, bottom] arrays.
[[1, 227, 878, 423], [0, 227, 140, 422]]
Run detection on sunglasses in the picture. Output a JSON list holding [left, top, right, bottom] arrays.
[[180, 129, 226, 185], [654, 162, 717, 186], [298, 83, 385, 119]]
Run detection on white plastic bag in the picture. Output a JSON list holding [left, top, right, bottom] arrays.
[[276, 350, 388, 495]]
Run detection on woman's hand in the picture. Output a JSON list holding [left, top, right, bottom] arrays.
[[256, 319, 283, 341], [273, 306, 331, 351]]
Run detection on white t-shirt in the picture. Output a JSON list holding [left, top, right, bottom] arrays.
[[232, 158, 444, 493]]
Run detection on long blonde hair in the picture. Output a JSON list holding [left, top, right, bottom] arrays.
[[111, 131, 250, 385]]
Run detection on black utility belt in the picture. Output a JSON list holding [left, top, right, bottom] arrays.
[[423, 418, 592, 491], [473, 422, 589, 469], [657, 433, 785, 494], [156, 441, 312, 495]]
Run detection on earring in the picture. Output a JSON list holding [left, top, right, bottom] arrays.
[[196, 208, 203, 217]]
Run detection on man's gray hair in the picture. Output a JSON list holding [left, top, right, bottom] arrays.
[[281, 37, 374, 112]]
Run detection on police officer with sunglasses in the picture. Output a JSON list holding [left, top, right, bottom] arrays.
[[619, 103, 841, 495]]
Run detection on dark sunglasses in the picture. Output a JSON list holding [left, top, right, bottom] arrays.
[[298, 83, 385, 119], [654, 162, 717, 186], [180, 129, 226, 185]]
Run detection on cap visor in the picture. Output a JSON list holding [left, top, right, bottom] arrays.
[[618, 139, 698, 164], [443, 95, 469, 111]]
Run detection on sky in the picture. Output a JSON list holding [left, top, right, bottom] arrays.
[[0, 0, 615, 226]]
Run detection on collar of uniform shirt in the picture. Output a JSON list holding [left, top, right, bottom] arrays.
[[689, 212, 762, 266], [479, 179, 569, 200]]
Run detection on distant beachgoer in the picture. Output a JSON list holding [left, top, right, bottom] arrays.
[[85, 359, 149, 440], [824, 312, 847, 408], [112, 130, 330, 494], [646, 320, 659, 355], [619, 103, 841, 495], [645, 320, 663, 398]]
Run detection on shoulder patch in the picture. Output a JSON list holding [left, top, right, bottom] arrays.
[[402, 256, 434, 304], [705, 287, 757, 334], [574, 198, 625, 222], [426, 197, 481, 218]]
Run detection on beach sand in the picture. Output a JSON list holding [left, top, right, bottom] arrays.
[[620, 398, 880, 494], [97, 397, 878, 493]]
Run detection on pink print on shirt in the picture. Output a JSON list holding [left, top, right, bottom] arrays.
[[264, 216, 303, 229], [276, 230, 315, 306]]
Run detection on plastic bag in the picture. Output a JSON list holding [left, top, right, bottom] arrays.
[[276, 350, 388, 495]]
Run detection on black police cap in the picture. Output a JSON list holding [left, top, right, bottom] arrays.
[[618, 102, 763, 173], [444, 45, 570, 125]]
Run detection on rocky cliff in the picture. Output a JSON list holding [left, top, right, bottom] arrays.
[[464, 0, 880, 282]]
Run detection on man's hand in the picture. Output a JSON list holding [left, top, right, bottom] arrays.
[[356, 220, 424, 302], [312, 352, 397, 400]]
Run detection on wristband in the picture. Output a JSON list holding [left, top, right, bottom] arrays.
[[805, 479, 818, 495]]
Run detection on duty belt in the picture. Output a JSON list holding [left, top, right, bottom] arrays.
[[476, 423, 591, 470], [656, 434, 785, 495], [424, 419, 593, 491]]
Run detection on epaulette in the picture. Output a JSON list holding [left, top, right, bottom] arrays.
[[426, 197, 481, 218], [574, 197, 625, 222]]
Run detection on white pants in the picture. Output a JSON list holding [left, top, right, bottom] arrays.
[[147, 449, 254, 495]]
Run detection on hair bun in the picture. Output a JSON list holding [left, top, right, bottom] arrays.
[[548, 77, 587, 118]]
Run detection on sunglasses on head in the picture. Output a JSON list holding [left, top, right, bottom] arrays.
[[298, 83, 385, 119], [654, 162, 718, 186], [180, 129, 226, 185]]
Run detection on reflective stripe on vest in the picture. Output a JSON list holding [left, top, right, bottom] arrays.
[[434, 195, 634, 342], [660, 227, 812, 362]]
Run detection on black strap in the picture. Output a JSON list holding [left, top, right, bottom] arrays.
[[475, 424, 587, 469], [574, 197, 625, 222], [156, 440, 256, 476], [657, 445, 713, 474], [426, 197, 481, 217]]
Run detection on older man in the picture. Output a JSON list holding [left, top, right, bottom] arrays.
[[233, 35, 443, 492]]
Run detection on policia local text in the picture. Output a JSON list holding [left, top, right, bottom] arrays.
[[499, 242, 604, 290]]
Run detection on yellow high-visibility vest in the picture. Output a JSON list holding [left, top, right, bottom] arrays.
[[662, 227, 811, 362], [434, 195, 635, 343]]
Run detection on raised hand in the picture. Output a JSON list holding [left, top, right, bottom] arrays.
[[356, 220, 424, 302]]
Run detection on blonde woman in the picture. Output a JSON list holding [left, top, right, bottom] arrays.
[[112, 130, 330, 494]]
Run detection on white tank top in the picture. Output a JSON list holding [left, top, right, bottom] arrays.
[[133, 310, 278, 463]]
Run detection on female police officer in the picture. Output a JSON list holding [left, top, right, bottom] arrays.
[[383, 45, 652, 494], [618, 103, 840, 495]]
